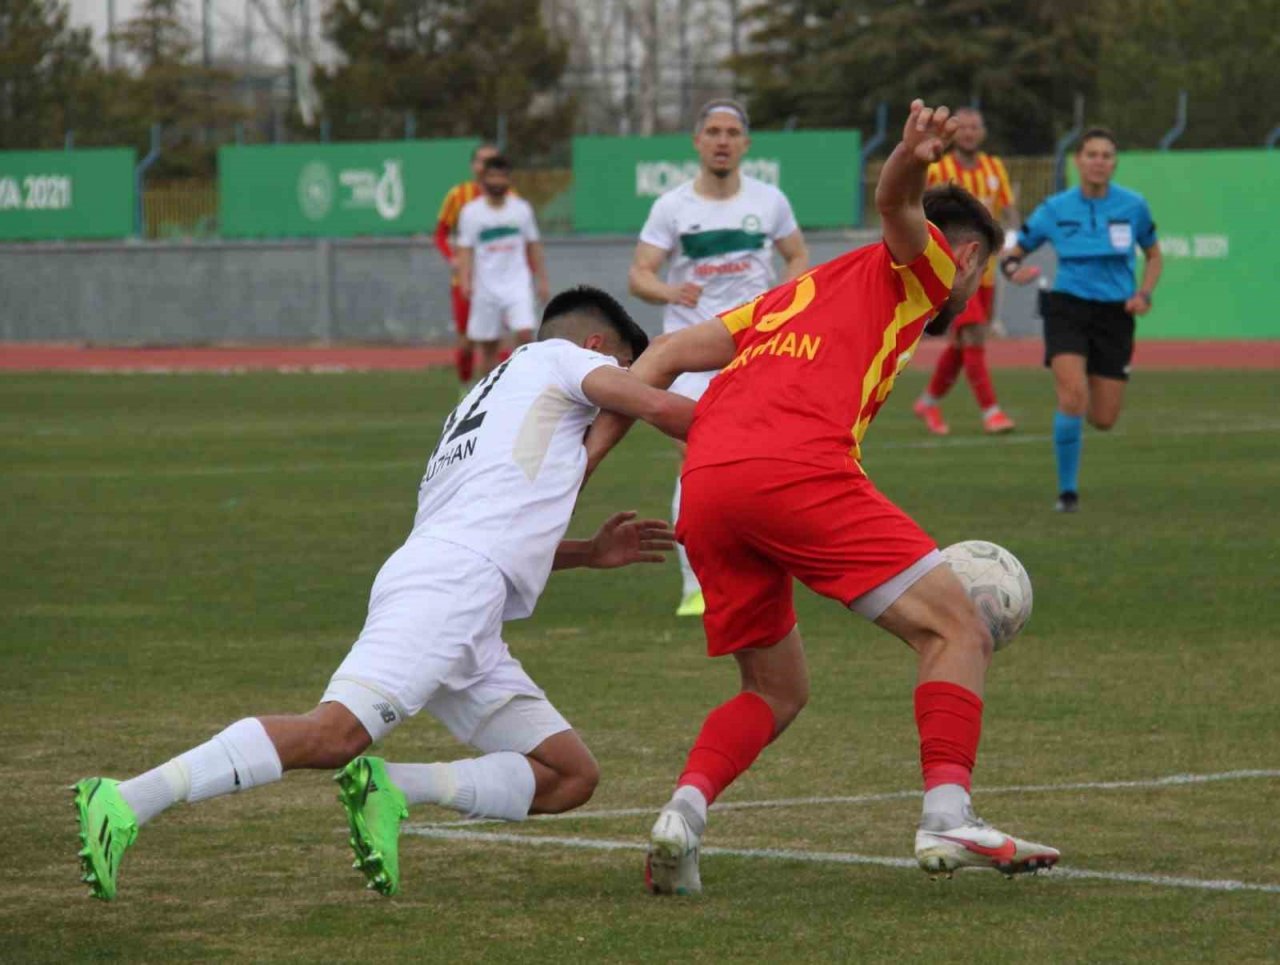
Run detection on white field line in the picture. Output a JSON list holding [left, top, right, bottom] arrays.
[[401, 827, 1280, 896], [411, 768, 1280, 829], [7, 420, 1280, 482]]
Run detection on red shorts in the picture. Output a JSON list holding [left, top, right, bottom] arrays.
[[677, 459, 937, 656], [451, 285, 470, 336], [953, 284, 994, 329]]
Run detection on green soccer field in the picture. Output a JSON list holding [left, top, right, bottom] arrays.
[[2, 368, 1277, 962]]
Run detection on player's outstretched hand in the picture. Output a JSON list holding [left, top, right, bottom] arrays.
[[902, 98, 959, 165], [1009, 264, 1042, 286], [589, 511, 677, 568]]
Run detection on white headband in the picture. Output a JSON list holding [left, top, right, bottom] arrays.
[[698, 104, 749, 132]]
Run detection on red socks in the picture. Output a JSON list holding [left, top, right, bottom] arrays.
[[455, 346, 474, 383], [677, 692, 776, 805], [961, 345, 997, 410], [926, 343, 963, 400], [914, 681, 984, 791]]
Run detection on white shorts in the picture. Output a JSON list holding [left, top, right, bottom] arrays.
[[467, 290, 536, 341], [669, 369, 718, 402], [848, 549, 946, 620], [322, 537, 571, 750]]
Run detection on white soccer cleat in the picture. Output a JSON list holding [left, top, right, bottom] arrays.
[[646, 800, 704, 896], [915, 807, 1060, 878]]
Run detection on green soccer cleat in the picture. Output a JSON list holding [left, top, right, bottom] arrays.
[[335, 756, 409, 897], [72, 777, 138, 901], [675, 590, 705, 618]]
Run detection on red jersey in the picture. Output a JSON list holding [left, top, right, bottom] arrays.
[[686, 224, 956, 475]]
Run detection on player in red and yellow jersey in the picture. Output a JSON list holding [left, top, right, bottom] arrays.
[[914, 107, 1020, 435], [586, 100, 1059, 894], [435, 144, 499, 389]]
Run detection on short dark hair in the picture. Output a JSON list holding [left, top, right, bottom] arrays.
[[481, 154, 512, 173], [922, 184, 1002, 259], [540, 286, 650, 359], [1077, 127, 1118, 152]]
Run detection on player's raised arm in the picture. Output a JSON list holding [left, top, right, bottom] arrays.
[[552, 511, 676, 571], [876, 99, 960, 265], [584, 319, 737, 476]]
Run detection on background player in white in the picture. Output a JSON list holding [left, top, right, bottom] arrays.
[[72, 287, 696, 901], [628, 98, 809, 618], [457, 155, 551, 379]]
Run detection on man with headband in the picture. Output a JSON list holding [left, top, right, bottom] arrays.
[[629, 98, 809, 619]]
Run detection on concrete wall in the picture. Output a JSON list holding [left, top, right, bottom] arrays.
[[0, 232, 1050, 344]]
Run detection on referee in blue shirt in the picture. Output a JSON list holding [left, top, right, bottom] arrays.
[[1001, 128, 1163, 512]]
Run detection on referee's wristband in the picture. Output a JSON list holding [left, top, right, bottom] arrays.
[[999, 255, 1023, 280], [1135, 290, 1153, 306]]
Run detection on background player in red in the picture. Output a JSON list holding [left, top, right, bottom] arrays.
[[587, 99, 1059, 895], [913, 108, 1020, 435], [435, 144, 500, 393]]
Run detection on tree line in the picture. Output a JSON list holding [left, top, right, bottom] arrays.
[[2, 0, 1276, 180]]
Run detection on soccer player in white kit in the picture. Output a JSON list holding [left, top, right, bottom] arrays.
[[457, 155, 551, 380], [72, 287, 696, 901], [628, 98, 809, 617]]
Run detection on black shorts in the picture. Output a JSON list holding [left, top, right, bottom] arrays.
[[1040, 290, 1136, 381]]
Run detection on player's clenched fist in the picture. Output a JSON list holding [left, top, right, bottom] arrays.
[[902, 98, 960, 165]]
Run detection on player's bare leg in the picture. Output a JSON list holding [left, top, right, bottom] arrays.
[[474, 339, 501, 379], [648, 628, 808, 895], [1051, 353, 1089, 512], [669, 441, 705, 617], [1086, 374, 1126, 430], [874, 566, 1059, 877], [74, 702, 361, 900]]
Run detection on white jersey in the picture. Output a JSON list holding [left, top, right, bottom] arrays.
[[639, 176, 799, 333], [457, 194, 540, 301], [412, 339, 616, 619]]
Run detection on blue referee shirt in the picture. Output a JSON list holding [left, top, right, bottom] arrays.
[[1017, 185, 1157, 303]]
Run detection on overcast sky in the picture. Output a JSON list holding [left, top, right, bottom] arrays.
[[66, 0, 293, 65]]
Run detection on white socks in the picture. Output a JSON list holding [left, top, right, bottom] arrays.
[[387, 753, 536, 822], [673, 784, 708, 822], [922, 783, 971, 821], [118, 718, 284, 826], [673, 476, 700, 597]]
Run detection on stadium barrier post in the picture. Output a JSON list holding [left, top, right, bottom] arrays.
[[404, 111, 417, 140], [134, 123, 162, 239], [1265, 125, 1280, 149], [65, 130, 74, 150], [859, 102, 888, 227], [321, 118, 331, 143], [1053, 93, 1085, 191], [1158, 90, 1188, 151]]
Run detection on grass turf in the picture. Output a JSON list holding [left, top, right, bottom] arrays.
[[1, 367, 1277, 962]]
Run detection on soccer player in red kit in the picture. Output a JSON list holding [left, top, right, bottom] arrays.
[[586, 99, 1059, 894]]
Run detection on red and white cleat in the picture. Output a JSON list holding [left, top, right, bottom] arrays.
[[913, 399, 950, 436], [916, 808, 1059, 878], [983, 409, 1016, 434]]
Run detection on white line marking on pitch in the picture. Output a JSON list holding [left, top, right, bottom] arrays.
[[7, 421, 1280, 481], [413, 768, 1280, 829], [401, 827, 1280, 896]]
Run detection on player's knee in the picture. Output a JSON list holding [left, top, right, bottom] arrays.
[[1058, 389, 1088, 416], [303, 705, 372, 768], [561, 757, 601, 811], [1089, 412, 1118, 431], [760, 679, 809, 731], [951, 606, 995, 664]]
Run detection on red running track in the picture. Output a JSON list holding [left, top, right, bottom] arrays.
[[1, 339, 1277, 372]]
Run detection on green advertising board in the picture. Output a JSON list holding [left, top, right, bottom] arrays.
[[219, 139, 477, 238], [572, 130, 862, 233], [0, 148, 135, 241], [1067, 151, 1279, 338]]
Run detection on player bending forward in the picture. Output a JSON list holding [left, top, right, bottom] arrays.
[[73, 288, 695, 900], [587, 100, 1060, 894]]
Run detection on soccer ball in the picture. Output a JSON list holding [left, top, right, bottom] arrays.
[[940, 540, 1033, 651]]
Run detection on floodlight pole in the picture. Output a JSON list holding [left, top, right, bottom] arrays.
[[134, 124, 163, 239], [1267, 125, 1280, 149], [1158, 90, 1188, 151], [107, 0, 117, 69], [1053, 94, 1085, 192]]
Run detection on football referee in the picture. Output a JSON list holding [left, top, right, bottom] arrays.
[[1002, 127, 1162, 512]]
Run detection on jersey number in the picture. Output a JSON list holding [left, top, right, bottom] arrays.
[[430, 354, 513, 461]]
